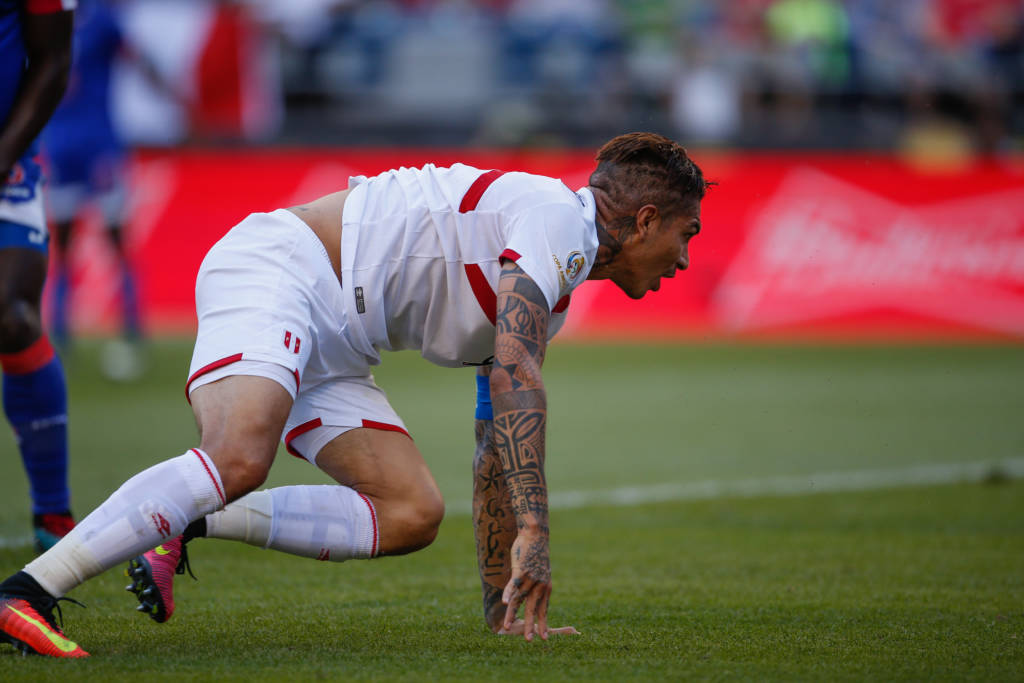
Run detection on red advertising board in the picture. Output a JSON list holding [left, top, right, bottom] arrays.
[[52, 148, 1024, 341]]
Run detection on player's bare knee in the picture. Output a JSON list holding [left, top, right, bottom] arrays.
[[386, 491, 445, 554], [223, 456, 272, 499], [199, 439, 275, 501], [413, 491, 445, 547], [0, 299, 42, 351]]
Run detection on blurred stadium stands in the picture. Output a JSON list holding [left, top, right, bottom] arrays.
[[46, 0, 1024, 340], [112, 0, 1024, 154]]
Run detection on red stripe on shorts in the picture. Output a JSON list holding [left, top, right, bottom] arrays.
[[361, 419, 411, 438], [191, 448, 225, 506], [284, 418, 323, 460], [26, 0, 73, 14], [459, 170, 504, 213], [184, 353, 244, 403]]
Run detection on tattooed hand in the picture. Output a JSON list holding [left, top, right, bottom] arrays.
[[488, 261, 561, 641], [502, 527, 553, 640], [496, 619, 580, 637]]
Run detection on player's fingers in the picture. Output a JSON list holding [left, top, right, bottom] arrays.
[[503, 599, 519, 631], [502, 575, 524, 607], [496, 619, 525, 635], [521, 585, 538, 642], [497, 622, 578, 637], [536, 584, 550, 640], [502, 577, 526, 629], [548, 625, 580, 636]]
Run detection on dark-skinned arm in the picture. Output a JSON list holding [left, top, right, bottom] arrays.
[[0, 8, 74, 178], [489, 260, 554, 641]]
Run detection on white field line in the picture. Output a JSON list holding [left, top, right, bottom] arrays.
[[1, 459, 1020, 547], [447, 457, 1024, 515], [0, 533, 32, 549]]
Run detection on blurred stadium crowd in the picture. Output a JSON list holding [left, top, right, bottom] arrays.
[[107, 0, 1024, 154]]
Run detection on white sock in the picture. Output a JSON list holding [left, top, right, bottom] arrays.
[[25, 449, 226, 597], [203, 485, 378, 561], [205, 489, 274, 546]]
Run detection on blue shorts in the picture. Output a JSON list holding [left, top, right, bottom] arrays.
[[1, 159, 48, 253], [45, 140, 126, 224]]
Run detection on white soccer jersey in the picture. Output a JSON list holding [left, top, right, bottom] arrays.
[[340, 163, 599, 367]]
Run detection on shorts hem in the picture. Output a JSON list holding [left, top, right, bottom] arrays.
[[0, 220, 48, 252], [185, 354, 300, 403]]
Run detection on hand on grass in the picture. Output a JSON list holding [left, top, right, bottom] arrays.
[[502, 529, 553, 641], [496, 619, 579, 637]]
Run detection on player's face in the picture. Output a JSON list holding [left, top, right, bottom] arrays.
[[613, 203, 701, 299]]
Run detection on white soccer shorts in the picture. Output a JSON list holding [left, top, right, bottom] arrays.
[[186, 209, 409, 465]]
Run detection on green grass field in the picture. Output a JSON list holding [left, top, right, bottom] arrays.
[[1, 340, 1022, 680]]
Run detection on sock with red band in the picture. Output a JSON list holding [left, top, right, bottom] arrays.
[[1, 335, 70, 515], [201, 485, 378, 561], [23, 449, 225, 597]]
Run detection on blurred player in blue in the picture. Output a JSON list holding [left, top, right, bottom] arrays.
[[0, 0, 76, 556], [43, 0, 143, 379]]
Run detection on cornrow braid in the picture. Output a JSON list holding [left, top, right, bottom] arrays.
[[589, 132, 711, 221]]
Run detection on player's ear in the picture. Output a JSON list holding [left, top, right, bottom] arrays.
[[635, 204, 660, 238]]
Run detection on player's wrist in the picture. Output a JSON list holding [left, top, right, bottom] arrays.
[[474, 372, 493, 420]]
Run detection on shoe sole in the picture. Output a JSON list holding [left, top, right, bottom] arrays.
[[125, 556, 171, 623], [0, 630, 33, 656]]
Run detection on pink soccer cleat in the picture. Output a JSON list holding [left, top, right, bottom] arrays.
[[125, 535, 194, 623]]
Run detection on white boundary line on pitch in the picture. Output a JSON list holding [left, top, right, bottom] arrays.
[[1, 459, 1020, 546], [0, 534, 32, 550], [448, 457, 1024, 514]]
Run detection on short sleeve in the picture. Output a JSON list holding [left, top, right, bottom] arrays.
[[25, 0, 76, 14], [104, 5, 125, 49], [502, 202, 592, 311]]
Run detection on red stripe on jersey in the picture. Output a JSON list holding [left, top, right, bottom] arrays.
[[26, 0, 75, 14], [464, 263, 497, 326], [499, 248, 521, 264], [459, 170, 504, 213], [357, 493, 379, 557], [284, 418, 323, 459], [553, 295, 571, 313], [0, 335, 55, 375], [184, 353, 244, 403], [361, 419, 411, 438], [292, 368, 301, 391], [191, 449, 226, 506]]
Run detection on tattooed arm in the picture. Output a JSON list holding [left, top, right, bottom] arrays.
[[487, 260, 556, 641], [472, 365, 516, 631], [474, 363, 580, 638]]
